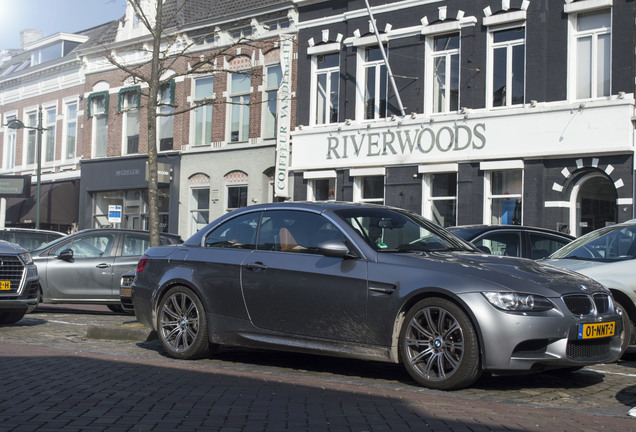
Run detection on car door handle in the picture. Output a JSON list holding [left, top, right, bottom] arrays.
[[246, 262, 268, 271], [96, 263, 111, 269]]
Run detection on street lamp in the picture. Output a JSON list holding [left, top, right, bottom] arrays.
[[6, 106, 47, 229]]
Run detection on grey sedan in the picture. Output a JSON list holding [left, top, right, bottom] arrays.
[[32, 229, 181, 313], [132, 202, 621, 390]]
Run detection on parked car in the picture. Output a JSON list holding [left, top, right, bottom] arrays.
[[447, 225, 574, 260], [0, 227, 66, 251], [132, 202, 621, 390], [120, 270, 136, 314], [0, 240, 40, 324], [32, 229, 181, 313], [543, 220, 636, 358]]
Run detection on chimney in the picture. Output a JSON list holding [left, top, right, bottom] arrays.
[[20, 29, 43, 49]]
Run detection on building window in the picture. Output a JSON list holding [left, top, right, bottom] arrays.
[[25, 111, 37, 165], [572, 10, 611, 99], [42, 107, 56, 163], [192, 76, 214, 147], [354, 176, 384, 204], [423, 173, 457, 227], [93, 188, 170, 231], [361, 47, 387, 120], [430, 33, 460, 113], [486, 169, 522, 225], [230, 72, 251, 142], [314, 53, 340, 124], [90, 94, 108, 158], [3, 114, 16, 169], [308, 178, 336, 201], [120, 90, 140, 154], [63, 101, 77, 160], [190, 188, 210, 235], [263, 62, 282, 139], [225, 171, 248, 211], [158, 82, 174, 151], [490, 27, 525, 107]]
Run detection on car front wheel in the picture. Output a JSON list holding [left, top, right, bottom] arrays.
[[157, 286, 212, 360], [0, 310, 27, 324], [399, 298, 481, 390]]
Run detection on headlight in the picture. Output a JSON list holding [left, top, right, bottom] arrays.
[[482, 292, 554, 312], [18, 252, 33, 265]]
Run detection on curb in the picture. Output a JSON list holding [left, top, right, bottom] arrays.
[[86, 324, 157, 342]]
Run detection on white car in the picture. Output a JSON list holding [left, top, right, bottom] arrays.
[[544, 220, 636, 358]]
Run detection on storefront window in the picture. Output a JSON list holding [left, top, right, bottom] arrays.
[[92, 188, 170, 231], [354, 176, 384, 204], [488, 170, 522, 225], [425, 173, 457, 227], [310, 178, 336, 201]]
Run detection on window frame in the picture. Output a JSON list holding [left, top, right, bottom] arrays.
[[90, 93, 109, 158], [62, 99, 78, 161], [310, 52, 340, 125], [262, 62, 282, 139], [567, 8, 612, 101], [425, 32, 460, 114], [3, 112, 18, 170], [190, 75, 214, 147], [121, 90, 140, 155], [486, 25, 526, 108], [228, 72, 251, 143], [422, 171, 458, 228], [483, 167, 524, 226], [356, 45, 388, 121], [23, 109, 38, 167]]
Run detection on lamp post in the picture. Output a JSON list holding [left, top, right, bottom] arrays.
[[6, 106, 47, 229]]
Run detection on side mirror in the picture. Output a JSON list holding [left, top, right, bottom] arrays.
[[318, 240, 354, 258], [58, 248, 74, 261]]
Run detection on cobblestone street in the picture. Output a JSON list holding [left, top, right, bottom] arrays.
[[0, 305, 635, 431]]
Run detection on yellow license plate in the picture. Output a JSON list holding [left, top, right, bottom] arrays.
[[120, 287, 132, 298], [0, 281, 10, 290], [578, 322, 615, 339]]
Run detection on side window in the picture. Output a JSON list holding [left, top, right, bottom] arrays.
[[529, 233, 571, 260], [257, 210, 346, 254], [204, 212, 259, 249], [54, 234, 115, 258], [473, 232, 521, 257], [122, 234, 150, 257]]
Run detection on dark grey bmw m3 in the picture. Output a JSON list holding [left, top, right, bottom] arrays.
[[132, 202, 622, 390]]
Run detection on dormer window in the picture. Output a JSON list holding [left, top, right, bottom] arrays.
[[31, 40, 81, 66]]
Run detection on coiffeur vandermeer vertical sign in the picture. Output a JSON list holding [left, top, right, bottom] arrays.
[[275, 36, 293, 198]]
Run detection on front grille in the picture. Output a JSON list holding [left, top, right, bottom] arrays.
[[567, 339, 611, 360], [593, 293, 611, 314], [563, 294, 593, 315], [0, 255, 25, 295]]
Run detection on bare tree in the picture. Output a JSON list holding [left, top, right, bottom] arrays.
[[102, 0, 265, 246]]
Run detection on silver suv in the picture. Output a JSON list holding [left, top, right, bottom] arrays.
[[0, 240, 40, 324]]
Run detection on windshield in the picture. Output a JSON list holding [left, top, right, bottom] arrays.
[[335, 207, 475, 252], [550, 224, 636, 262]]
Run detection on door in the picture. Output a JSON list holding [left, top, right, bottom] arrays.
[[576, 175, 617, 236], [38, 232, 117, 301], [241, 210, 369, 342]]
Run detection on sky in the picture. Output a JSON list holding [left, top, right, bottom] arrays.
[[0, 0, 127, 49]]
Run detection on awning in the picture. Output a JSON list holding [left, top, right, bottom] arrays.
[[5, 180, 79, 226]]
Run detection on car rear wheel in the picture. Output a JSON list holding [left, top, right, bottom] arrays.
[[399, 298, 481, 390], [157, 286, 212, 360], [0, 310, 27, 324]]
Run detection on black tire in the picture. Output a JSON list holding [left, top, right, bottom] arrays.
[[157, 286, 212, 359], [615, 299, 633, 359], [107, 304, 125, 314], [399, 297, 481, 390], [0, 310, 27, 325]]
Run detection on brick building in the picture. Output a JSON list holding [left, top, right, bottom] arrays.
[[291, 0, 635, 237]]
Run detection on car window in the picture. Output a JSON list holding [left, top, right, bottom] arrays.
[[53, 233, 115, 258], [473, 232, 521, 257], [122, 234, 151, 257], [257, 210, 346, 254], [529, 233, 571, 260], [552, 225, 636, 261], [3, 232, 53, 251], [205, 212, 259, 249], [335, 207, 463, 252]]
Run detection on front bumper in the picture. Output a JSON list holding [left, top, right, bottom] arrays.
[[458, 292, 622, 372]]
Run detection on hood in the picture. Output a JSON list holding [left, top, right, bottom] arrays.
[[380, 251, 605, 297]]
